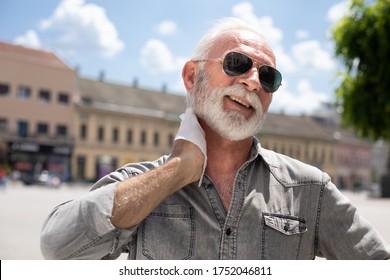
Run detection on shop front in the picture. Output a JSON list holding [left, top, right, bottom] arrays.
[[7, 141, 72, 184], [95, 155, 117, 181]]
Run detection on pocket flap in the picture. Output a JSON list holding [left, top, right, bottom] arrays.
[[263, 213, 307, 235]]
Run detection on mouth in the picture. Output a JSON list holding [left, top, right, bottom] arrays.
[[227, 95, 254, 110]]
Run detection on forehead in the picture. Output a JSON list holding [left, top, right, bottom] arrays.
[[210, 30, 276, 66]]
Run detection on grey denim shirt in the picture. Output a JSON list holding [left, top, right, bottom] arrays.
[[41, 138, 390, 260]]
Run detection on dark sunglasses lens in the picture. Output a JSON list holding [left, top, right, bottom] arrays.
[[259, 66, 282, 93], [223, 52, 253, 76]]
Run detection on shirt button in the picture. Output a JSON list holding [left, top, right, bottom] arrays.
[[225, 228, 232, 236]]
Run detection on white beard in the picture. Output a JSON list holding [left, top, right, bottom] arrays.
[[189, 70, 266, 141]]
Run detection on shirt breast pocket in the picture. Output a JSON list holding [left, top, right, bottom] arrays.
[[261, 212, 307, 259], [141, 204, 195, 260]]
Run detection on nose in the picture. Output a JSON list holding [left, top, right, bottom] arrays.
[[237, 67, 261, 93], [235, 66, 273, 112]]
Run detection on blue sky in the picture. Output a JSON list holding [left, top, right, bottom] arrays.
[[0, 0, 351, 115]]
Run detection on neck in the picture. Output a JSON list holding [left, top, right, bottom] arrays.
[[200, 120, 253, 211], [200, 119, 253, 174]]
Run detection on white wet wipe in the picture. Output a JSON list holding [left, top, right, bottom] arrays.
[[174, 108, 207, 187]]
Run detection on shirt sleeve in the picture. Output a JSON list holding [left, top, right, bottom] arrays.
[[40, 168, 137, 260], [316, 181, 390, 259]]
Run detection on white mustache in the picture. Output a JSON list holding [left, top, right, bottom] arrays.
[[217, 84, 263, 112]]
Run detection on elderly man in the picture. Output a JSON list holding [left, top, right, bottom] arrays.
[[41, 18, 390, 260]]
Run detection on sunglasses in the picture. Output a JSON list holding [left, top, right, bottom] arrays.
[[197, 51, 282, 93]]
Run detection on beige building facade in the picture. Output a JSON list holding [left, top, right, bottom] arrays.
[[258, 114, 337, 181], [0, 41, 76, 183], [72, 78, 185, 181]]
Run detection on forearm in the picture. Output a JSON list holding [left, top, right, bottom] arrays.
[[110, 108, 206, 229], [111, 155, 200, 229]]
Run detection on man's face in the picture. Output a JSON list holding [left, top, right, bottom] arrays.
[[191, 68, 266, 141], [190, 31, 276, 141]]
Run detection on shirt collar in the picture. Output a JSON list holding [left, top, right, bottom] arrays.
[[252, 136, 279, 168]]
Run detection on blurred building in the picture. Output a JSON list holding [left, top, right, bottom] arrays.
[[0, 41, 76, 183], [311, 103, 373, 190], [259, 114, 337, 181], [333, 130, 372, 190], [0, 41, 379, 187], [73, 78, 185, 181]]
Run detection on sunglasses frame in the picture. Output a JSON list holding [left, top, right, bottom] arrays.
[[194, 51, 282, 93]]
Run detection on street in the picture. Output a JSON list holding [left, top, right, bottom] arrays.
[[1, 182, 389, 260]]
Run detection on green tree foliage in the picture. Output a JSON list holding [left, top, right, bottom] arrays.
[[332, 0, 390, 140]]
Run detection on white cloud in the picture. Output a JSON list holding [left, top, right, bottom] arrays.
[[271, 79, 329, 115], [274, 46, 297, 73], [327, 1, 350, 24], [154, 20, 178, 36], [232, 2, 283, 46], [140, 39, 185, 73], [14, 30, 42, 49], [274, 46, 298, 73], [39, 0, 124, 57], [291, 40, 336, 71], [295, 30, 310, 40]]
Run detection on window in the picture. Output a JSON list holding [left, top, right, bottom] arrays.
[[56, 125, 67, 137], [80, 124, 87, 140], [313, 148, 319, 162], [58, 92, 69, 104], [330, 150, 334, 163], [98, 126, 104, 142], [18, 86, 31, 100], [321, 148, 326, 163], [81, 96, 92, 105], [153, 132, 159, 147], [0, 83, 10, 97], [168, 133, 174, 147], [17, 120, 28, 137], [38, 90, 51, 103], [127, 129, 133, 145], [0, 118, 7, 132], [77, 155, 86, 180], [140, 131, 147, 146], [304, 146, 309, 161], [289, 145, 294, 157], [112, 128, 119, 143], [37, 122, 48, 135], [296, 146, 301, 159]]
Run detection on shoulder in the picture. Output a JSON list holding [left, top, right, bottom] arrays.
[[258, 147, 330, 187]]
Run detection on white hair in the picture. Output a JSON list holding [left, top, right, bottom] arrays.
[[191, 17, 268, 60]]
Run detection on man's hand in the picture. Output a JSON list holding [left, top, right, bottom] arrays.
[[171, 138, 204, 184], [174, 108, 207, 186]]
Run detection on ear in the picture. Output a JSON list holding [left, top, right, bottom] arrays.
[[182, 61, 198, 94]]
